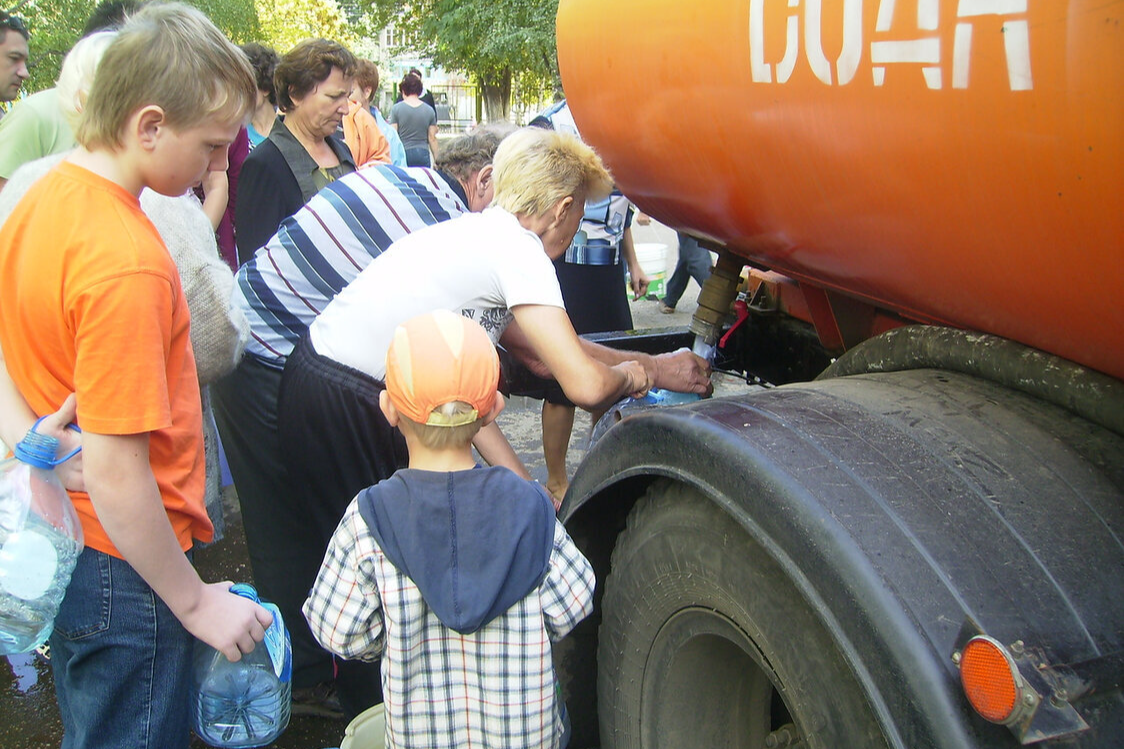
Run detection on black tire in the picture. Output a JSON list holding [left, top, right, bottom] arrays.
[[598, 481, 890, 749]]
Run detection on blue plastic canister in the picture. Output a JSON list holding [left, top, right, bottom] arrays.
[[589, 388, 703, 446], [192, 583, 292, 748]]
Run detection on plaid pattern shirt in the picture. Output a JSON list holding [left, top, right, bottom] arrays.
[[304, 498, 596, 749]]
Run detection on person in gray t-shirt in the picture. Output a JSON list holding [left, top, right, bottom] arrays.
[[388, 72, 439, 166]]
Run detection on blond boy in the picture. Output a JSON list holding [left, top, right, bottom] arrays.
[[0, 5, 272, 747], [304, 310, 595, 748]]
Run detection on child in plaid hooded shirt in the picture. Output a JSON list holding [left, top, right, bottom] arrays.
[[304, 309, 594, 748]]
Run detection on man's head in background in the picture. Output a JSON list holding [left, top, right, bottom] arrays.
[[0, 12, 29, 104]]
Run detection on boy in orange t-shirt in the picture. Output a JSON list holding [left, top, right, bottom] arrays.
[[0, 5, 274, 747]]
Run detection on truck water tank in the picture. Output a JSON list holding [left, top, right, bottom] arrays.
[[558, 0, 1123, 380]]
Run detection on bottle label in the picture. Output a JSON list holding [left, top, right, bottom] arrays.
[[262, 603, 286, 681], [0, 530, 58, 600]]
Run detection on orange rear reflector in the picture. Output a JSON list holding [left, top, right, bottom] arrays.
[[960, 636, 1019, 723]]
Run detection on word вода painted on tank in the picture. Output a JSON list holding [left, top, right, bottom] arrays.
[[749, 0, 1033, 90]]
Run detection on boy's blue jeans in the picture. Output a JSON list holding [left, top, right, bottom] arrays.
[[50, 546, 195, 749]]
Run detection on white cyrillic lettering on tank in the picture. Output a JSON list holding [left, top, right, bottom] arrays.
[[748, 0, 1033, 91], [872, 0, 943, 88], [953, 0, 1032, 90]]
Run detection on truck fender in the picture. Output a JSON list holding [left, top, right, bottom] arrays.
[[561, 369, 1124, 748]]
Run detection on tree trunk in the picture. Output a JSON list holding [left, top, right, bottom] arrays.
[[478, 67, 512, 122]]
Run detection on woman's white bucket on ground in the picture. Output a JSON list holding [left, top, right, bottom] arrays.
[[629, 242, 667, 298], [339, 703, 385, 749]]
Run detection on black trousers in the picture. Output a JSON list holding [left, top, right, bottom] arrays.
[[278, 337, 408, 538], [211, 355, 341, 693], [277, 337, 408, 714]]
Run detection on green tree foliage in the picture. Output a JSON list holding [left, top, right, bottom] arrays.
[[195, 0, 260, 42], [12, 0, 259, 95], [254, 0, 354, 53], [356, 0, 560, 121], [11, 0, 90, 93]]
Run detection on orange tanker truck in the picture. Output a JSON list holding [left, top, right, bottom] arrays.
[[550, 1, 1123, 747]]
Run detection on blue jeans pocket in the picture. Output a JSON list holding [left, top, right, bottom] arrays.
[[53, 548, 112, 640], [49, 548, 195, 747]]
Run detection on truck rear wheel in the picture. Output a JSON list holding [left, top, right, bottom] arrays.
[[597, 481, 889, 749]]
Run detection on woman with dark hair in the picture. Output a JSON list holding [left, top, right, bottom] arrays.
[[388, 72, 439, 167], [240, 42, 280, 147], [195, 43, 279, 271], [235, 38, 357, 264]]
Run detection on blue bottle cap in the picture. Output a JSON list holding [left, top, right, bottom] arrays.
[[13, 429, 60, 470], [12, 416, 81, 469]]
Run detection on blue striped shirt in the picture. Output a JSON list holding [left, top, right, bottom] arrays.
[[235, 165, 467, 361]]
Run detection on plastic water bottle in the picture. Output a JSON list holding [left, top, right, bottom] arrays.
[[192, 583, 292, 748], [0, 419, 83, 655], [637, 387, 702, 407], [589, 388, 703, 446]]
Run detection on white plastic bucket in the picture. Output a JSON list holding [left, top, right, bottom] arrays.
[[629, 242, 668, 298], [339, 703, 385, 749]]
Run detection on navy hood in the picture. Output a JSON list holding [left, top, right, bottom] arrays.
[[357, 466, 556, 634]]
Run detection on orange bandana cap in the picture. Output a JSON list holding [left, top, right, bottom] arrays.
[[384, 310, 501, 427]]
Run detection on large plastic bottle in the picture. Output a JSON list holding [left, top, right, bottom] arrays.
[[588, 388, 703, 446], [0, 419, 84, 655], [637, 387, 703, 408], [192, 583, 292, 748]]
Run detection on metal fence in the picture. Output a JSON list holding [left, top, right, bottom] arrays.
[[380, 82, 554, 131], [429, 83, 477, 132]]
